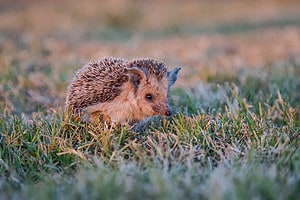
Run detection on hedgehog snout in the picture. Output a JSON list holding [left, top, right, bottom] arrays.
[[151, 103, 172, 117], [163, 104, 172, 116], [165, 109, 172, 116]]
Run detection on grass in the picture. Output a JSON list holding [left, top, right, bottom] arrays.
[[0, 62, 299, 199]]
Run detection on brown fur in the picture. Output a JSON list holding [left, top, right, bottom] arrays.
[[65, 57, 180, 125]]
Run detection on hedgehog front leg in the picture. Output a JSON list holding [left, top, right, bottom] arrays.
[[130, 117, 154, 132], [90, 111, 112, 125]]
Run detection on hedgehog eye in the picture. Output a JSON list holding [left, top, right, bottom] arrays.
[[145, 93, 153, 101]]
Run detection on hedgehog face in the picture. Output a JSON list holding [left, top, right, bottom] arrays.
[[126, 66, 181, 119], [136, 76, 171, 117]]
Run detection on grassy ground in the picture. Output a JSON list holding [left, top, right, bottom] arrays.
[[0, 0, 300, 199]]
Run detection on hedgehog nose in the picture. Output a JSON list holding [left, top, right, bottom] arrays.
[[166, 110, 172, 116]]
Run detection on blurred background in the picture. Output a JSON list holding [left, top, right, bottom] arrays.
[[0, 0, 300, 114]]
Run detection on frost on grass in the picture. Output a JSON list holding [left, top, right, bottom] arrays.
[[173, 82, 240, 116]]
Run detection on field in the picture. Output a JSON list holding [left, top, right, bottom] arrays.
[[0, 0, 300, 199]]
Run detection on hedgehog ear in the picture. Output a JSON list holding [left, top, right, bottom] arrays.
[[167, 67, 181, 86], [125, 67, 148, 90]]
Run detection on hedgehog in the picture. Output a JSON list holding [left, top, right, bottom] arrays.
[[65, 57, 181, 127]]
